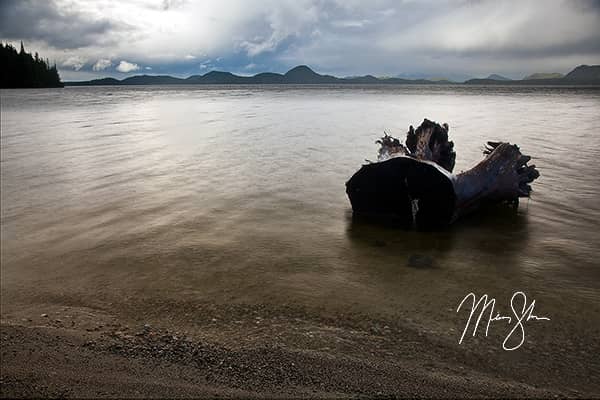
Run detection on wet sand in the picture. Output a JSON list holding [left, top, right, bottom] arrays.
[[2, 300, 599, 398]]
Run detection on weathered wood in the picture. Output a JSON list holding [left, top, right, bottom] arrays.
[[405, 119, 456, 172], [346, 157, 456, 229], [346, 119, 540, 228], [452, 141, 539, 219], [376, 133, 409, 161]]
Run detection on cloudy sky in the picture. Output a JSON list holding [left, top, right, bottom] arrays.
[[1, 0, 599, 81]]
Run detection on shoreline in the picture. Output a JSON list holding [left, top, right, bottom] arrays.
[[1, 302, 596, 398]]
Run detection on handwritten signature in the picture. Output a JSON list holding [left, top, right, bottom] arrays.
[[456, 291, 550, 351]]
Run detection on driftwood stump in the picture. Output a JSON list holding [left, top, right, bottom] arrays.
[[346, 119, 539, 229]]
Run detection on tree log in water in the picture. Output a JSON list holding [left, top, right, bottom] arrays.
[[346, 119, 540, 229]]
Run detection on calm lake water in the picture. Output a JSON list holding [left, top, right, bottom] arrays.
[[1, 85, 599, 334]]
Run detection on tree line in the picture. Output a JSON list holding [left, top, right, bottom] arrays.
[[1, 42, 63, 88]]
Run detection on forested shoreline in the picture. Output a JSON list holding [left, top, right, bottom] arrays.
[[1, 42, 63, 88]]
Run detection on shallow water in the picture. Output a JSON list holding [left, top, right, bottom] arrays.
[[2, 85, 599, 333]]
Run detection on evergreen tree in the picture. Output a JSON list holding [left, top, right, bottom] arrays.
[[0, 42, 63, 88]]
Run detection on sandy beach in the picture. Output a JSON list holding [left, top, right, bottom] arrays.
[[2, 298, 599, 398]]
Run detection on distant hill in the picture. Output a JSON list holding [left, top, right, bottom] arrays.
[[485, 74, 512, 81], [1, 42, 62, 88], [427, 77, 452, 82], [284, 65, 338, 83], [75, 77, 121, 85], [122, 75, 184, 85], [187, 71, 247, 84], [394, 72, 452, 81], [465, 65, 600, 85], [524, 72, 563, 80], [65, 64, 600, 87], [564, 65, 600, 81], [66, 65, 454, 86]]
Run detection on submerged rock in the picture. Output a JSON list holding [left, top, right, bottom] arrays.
[[407, 254, 435, 269]]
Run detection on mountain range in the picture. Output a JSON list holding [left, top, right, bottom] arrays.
[[65, 65, 600, 86], [523, 72, 564, 80], [464, 65, 600, 85], [485, 74, 512, 81]]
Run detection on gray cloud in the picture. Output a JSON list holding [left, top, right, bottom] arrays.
[[0, 0, 128, 49], [92, 59, 112, 71], [1, 0, 599, 81]]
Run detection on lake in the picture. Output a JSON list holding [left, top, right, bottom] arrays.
[[1, 86, 600, 392]]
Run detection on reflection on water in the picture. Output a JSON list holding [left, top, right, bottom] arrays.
[[1, 85, 599, 328], [346, 203, 530, 263]]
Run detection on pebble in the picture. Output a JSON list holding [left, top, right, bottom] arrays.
[[41, 314, 48, 318], [407, 254, 435, 269]]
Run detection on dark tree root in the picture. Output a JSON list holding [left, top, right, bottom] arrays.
[[405, 119, 456, 172], [346, 119, 540, 228]]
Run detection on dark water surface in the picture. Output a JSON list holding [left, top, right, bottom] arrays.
[[2, 85, 599, 336]]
